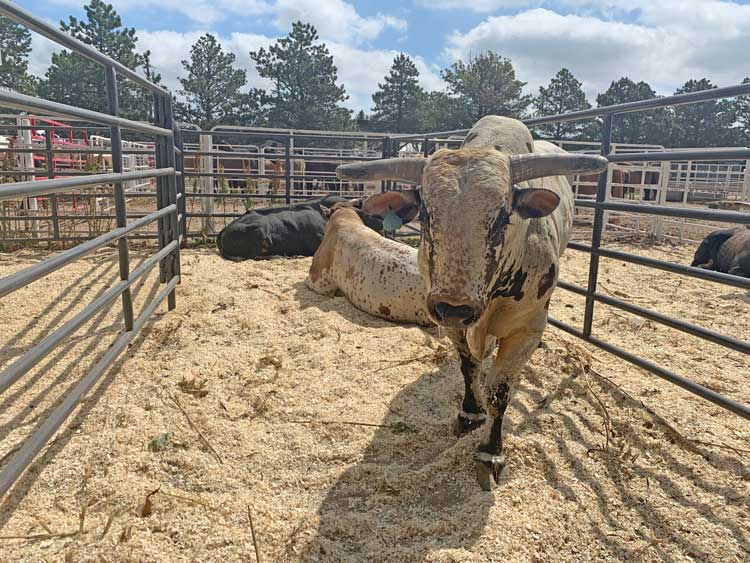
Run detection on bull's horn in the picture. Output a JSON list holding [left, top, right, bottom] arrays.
[[509, 154, 609, 185], [336, 158, 425, 185]]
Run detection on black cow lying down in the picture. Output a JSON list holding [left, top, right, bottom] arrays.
[[216, 191, 420, 261], [691, 226, 750, 278]]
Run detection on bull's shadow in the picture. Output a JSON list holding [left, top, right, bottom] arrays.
[[291, 278, 496, 560], [299, 357, 499, 561]]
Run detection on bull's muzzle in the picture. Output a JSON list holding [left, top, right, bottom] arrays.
[[426, 295, 482, 328]]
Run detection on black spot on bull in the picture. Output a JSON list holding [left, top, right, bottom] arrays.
[[419, 202, 436, 274], [537, 264, 557, 299], [491, 265, 528, 301], [484, 209, 512, 286], [479, 383, 510, 456], [216, 194, 348, 261]]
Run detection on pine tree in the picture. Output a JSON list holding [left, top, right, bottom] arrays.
[[442, 52, 531, 121], [174, 34, 249, 129], [417, 91, 471, 132], [533, 68, 591, 139], [251, 22, 350, 130], [355, 109, 371, 131], [0, 16, 37, 94], [596, 78, 673, 146], [371, 53, 424, 133], [671, 78, 738, 147], [141, 50, 161, 84], [40, 0, 156, 120]]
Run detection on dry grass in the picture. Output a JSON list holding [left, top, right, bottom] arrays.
[[0, 240, 748, 562]]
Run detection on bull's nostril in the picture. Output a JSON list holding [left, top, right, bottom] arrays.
[[433, 302, 478, 324]]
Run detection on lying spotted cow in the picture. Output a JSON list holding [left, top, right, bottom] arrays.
[[307, 203, 431, 326], [216, 191, 419, 261], [691, 226, 750, 278], [337, 116, 608, 489]]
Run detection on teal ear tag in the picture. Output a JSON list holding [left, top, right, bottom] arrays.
[[383, 207, 403, 233]]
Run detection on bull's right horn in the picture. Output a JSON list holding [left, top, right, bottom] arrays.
[[336, 158, 426, 185]]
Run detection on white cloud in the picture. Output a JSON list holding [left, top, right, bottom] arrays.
[[444, 3, 750, 99], [417, 0, 541, 11], [138, 31, 441, 113], [137, 30, 276, 94], [51, 0, 405, 40], [29, 30, 61, 78], [50, 0, 274, 25], [273, 0, 406, 43], [327, 42, 443, 110]]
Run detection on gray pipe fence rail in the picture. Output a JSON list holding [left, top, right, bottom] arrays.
[[0, 1, 182, 498], [175, 126, 393, 237]]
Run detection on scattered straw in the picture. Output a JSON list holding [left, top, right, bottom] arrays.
[[248, 507, 263, 563], [168, 392, 223, 464]]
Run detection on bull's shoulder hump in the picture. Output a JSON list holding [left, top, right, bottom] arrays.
[[531, 140, 567, 155]]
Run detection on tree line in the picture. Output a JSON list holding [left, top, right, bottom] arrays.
[[1, 0, 749, 147]]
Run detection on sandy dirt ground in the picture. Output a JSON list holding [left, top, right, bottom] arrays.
[[0, 239, 748, 563]]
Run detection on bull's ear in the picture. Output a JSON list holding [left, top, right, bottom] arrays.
[[319, 205, 333, 220], [512, 187, 560, 219], [362, 190, 419, 222]]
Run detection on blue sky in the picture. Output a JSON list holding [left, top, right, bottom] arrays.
[[17, 0, 750, 112]]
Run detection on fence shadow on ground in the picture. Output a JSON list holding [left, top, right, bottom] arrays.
[[0, 274, 163, 526], [510, 349, 749, 562]]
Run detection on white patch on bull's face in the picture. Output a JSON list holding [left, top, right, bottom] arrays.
[[418, 148, 520, 320]]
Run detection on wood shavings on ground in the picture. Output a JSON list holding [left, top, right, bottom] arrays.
[[0, 240, 748, 562]]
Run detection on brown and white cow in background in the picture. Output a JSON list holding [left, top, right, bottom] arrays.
[[576, 168, 629, 199], [337, 116, 607, 489]]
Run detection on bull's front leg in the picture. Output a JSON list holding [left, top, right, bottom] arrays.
[[445, 329, 485, 435], [474, 317, 546, 490]]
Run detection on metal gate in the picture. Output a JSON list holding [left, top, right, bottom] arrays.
[[0, 1, 183, 497]]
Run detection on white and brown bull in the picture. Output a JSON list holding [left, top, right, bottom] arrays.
[[307, 200, 431, 326], [337, 116, 607, 489]]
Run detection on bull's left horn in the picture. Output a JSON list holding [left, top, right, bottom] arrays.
[[336, 158, 426, 185], [509, 153, 609, 185]]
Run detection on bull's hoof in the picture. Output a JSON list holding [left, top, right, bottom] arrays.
[[452, 411, 486, 436], [474, 453, 506, 491]]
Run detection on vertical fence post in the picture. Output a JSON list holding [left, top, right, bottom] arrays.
[[44, 130, 60, 241], [741, 158, 750, 202], [105, 66, 135, 331], [653, 160, 671, 239], [199, 132, 214, 232], [163, 96, 179, 309], [422, 136, 430, 158], [174, 126, 187, 241], [153, 94, 170, 285], [381, 136, 391, 193], [284, 136, 292, 204], [601, 164, 613, 235], [582, 114, 613, 337], [17, 115, 38, 236], [152, 94, 180, 310]]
